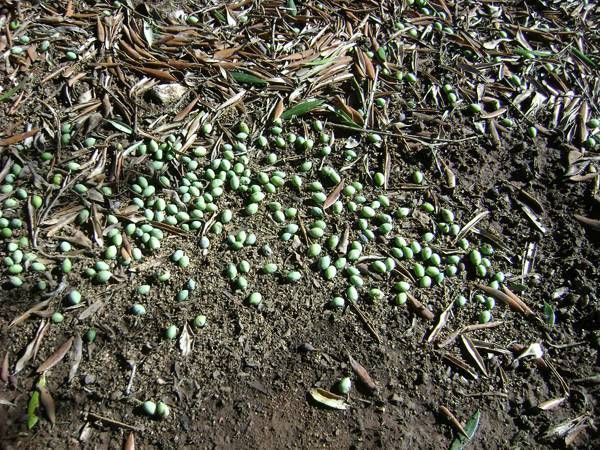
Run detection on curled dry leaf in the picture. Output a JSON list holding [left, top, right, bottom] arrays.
[[309, 387, 349, 410], [37, 337, 74, 373], [348, 353, 376, 392]]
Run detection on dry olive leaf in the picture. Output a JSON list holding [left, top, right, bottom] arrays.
[[37, 337, 74, 373], [348, 353, 376, 392], [309, 388, 349, 410]]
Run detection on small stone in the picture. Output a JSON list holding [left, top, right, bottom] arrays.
[[151, 84, 187, 104]]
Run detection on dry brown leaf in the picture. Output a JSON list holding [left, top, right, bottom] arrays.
[[574, 214, 600, 230], [272, 98, 284, 122], [406, 293, 434, 320], [323, 180, 344, 210], [37, 337, 74, 373], [78, 300, 104, 321], [136, 67, 177, 82], [348, 353, 376, 392], [461, 335, 488, 376], [14, 320, 47, 374], [39, 381, 56, 425], [124, 433, 135, 450], [0, 128, 40, 146], [10, 299, 50, 328]]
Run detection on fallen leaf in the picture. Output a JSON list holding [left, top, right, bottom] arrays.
[[323, 180, 344, 210], [1, 352, 8, 383], [348, 353, 376, 392], [37, 337, 74, 373], [537, 397, 566, 411], [309, 387, 349, 410], [450, 410, 481, 450], [15, 320, 47, 374], [124, 433, 135, 450], [27, 391, 40, 429], [68, 335, 83, 382], [179, 323, 192, 356], [9, 299, 50, 328], [0, 128, 40, 146], [37, 375, 56, 426]]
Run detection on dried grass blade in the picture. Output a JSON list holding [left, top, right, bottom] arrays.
[[461, 335, 488, 376], [37, 337, 74, 373], [348, 353, 377, 392], [323, 180, 344, 210]]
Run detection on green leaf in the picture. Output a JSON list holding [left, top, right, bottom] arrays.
[[212, 10, 226, 25], [0, 76, 29, 103], [449, 410, 481, 450], [281, 100, 325, 120], [543, 302, 556, 328], [334, 109, 361, 129], [27, 391, 40, 430], [230, 71, 268, 87], [304, 55, 337, 67], [105, 119, 133, 134]]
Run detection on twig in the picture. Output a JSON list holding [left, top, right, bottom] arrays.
[[84, 412, 143, 432], [347, 299, 381, 343]]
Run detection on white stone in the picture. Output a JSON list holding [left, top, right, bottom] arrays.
[[151, 84, 186, 104]]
